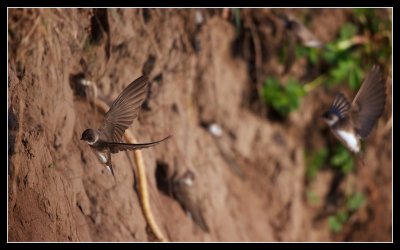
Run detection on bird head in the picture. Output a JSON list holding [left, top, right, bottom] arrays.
[[321, 111, 339, 126], [81, 129, 98, 144]]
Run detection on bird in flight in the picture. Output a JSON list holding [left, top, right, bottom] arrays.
[[321, 65, 386, 154], [81, 75, 170, 176]]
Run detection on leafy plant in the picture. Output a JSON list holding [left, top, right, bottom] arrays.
[[346, 192, 365, 211], [330, 144, 354, 174], [294, 9, 390, 91], [328, 192, 366, 233], [261, 77, 305, 117], [305, 147, 329, 180], [339, 23, 358, 40], [296, 46, 319, 64], [328, 211, 348, 233]]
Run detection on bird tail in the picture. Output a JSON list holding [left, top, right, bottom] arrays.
[[109, 135, 172, 153], [106, 164, 115, 177], [189, 209, 210, 233]]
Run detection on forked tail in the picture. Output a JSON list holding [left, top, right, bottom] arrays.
[[109, 135, 172, 153]]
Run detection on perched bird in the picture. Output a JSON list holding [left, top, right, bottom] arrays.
[[275, 13, 322, 74], [279, 13, 322, 48], [172, 170, 210, 233], [321, 65, 386, 154], [81, 75, 171, 176]]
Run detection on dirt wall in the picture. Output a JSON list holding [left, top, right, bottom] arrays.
[[8, 8, 392, 242]]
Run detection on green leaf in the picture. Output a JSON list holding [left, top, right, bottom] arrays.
[[347, 192, 365, 211], [322, 43, 339, 64], [262, 77, 305, 117], [306, 148, 328, 179], [328, 211, 349, 233], [328, 216, 342, 233], [295, 46, 307, 58], [339, 23, 357, 40], [330, 145, 354, 174], [295, 47, 319, 64], [309, 48, 319, 64], [336, 211, 349, 223], [348, 66, 363, 90], [330, 60, 352, 84], [353, 8, 373, 19]]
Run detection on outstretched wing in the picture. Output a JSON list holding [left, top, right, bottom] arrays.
[[100, 75, 149, 142], [329, 93, 351, 120], [107, 135, 171, 153], [351, 65, 386, 138]]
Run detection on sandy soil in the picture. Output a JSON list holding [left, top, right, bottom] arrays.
[[8, 8, 392, 242]]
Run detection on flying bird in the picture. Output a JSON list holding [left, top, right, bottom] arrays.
[[321, 65, 386, 154], [81, 75, 171, 176]]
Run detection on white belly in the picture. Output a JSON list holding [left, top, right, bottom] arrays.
[[336, 130, 360, 153], [95, 151, 108, 164]]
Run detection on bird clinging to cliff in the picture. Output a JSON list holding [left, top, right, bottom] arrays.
[[275, 12, 322, 74], [172, 170, 210, 233]]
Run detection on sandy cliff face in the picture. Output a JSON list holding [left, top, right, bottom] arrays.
[[8, 9, 391, 242]]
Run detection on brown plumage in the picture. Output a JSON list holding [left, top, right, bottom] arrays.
[[172, 170, 210, 233], [351, 65, 386, 138], [277, 13, 322, 73], [81, 75, 171, 176], [322, 65, 386, 153], [101, 75, 149, 142], [286, 16, 322, 48]]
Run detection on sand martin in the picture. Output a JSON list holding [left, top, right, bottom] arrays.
[[275, 13, 322, 74], [81, 75, 170, 176], [279, 13, 322, 48], [321, 65, 386, 153], [172, 170, 209, 233]]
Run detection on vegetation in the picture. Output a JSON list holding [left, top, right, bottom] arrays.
[[328, 192, 365, 233], [263, 9, 391, 233], [261, 77, 305, 117], [262, 8, 391, 115]]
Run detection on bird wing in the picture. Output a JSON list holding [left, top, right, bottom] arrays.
[[329, 93, 351, 120], [107, 135, 171, 153], [351, 65, 386, 139], [100, 75, 149, 142]]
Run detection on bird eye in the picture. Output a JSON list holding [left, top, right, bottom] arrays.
[[321, 112, 330, 119]]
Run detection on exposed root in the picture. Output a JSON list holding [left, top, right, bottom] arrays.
[[92, 90, 168, 242]]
